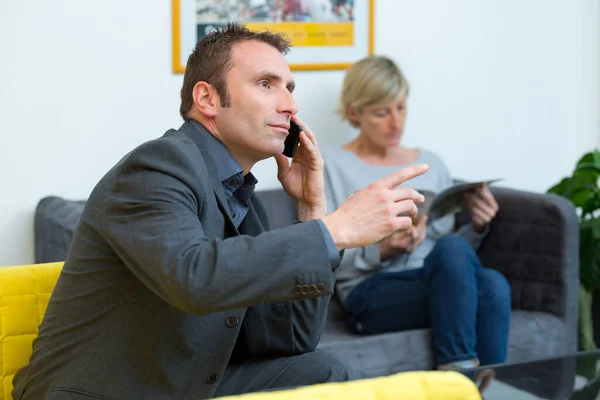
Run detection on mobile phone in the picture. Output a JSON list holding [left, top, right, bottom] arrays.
[[283, 121, 303, 158]]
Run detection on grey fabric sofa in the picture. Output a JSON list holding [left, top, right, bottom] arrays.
[[34, 186, 579, 394]]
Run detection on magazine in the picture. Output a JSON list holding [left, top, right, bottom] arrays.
[[415, 179, 503, 222]]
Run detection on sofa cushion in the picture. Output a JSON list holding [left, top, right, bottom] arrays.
[[318, 310, 570, 379], [215, 370, 480, 400]]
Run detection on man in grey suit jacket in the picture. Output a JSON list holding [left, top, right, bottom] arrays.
[[12, 23, 428, 399]]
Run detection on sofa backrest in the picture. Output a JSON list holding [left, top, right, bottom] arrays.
[[35, 197, 85, 264], [254, 189, 298, 229], [35, 190, 300, 263]]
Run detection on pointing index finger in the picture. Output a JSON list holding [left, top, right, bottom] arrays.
[[380, 164, 429, 189]]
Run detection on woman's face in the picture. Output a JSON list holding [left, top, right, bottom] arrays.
[[356, 93, 407, 148]]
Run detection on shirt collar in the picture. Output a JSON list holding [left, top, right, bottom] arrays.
[[234, 173, 258, 205], [188, 120, 258, 199]]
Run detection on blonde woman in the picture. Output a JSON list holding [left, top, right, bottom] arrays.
[[323, 56, 510, 371]]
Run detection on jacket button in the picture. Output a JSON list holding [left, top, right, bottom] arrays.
[[301, 285, 309, 295], [294, 285, 302, 295], [309, 284, 318, 294], [226, 316, 239, 328], [206, 374, 219, 384], [316, 283, 325, 293]]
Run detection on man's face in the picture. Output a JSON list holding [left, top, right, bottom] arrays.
[[214, 40, 298, 167]]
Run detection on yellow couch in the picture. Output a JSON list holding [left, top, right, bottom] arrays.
[[0, 262, 480, 400], [216, 371, 481, 399]]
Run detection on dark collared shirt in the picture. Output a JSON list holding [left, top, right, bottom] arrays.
[[196, 122, 340, 266], [201, 129, 257, 227]]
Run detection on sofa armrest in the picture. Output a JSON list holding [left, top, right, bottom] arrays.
[[473, 187, 579, 338]]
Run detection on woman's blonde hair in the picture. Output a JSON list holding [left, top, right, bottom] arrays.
[[338, 56, 410, 128]]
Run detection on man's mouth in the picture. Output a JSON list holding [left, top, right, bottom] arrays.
[[269, 124, 290, 134]]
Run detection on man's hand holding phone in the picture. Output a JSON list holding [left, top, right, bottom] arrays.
[[275, 117, 327, 222], [282, 121, 302, 158]]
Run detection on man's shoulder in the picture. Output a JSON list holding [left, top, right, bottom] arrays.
[[93, 125, 210, 197], [121, 126, 205, 169], [139, 127, 197, 154]]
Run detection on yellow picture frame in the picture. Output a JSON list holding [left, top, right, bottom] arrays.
[[172, 0, 375, 73]]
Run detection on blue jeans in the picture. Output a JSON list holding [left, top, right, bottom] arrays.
[[343, 235, 511, 366]]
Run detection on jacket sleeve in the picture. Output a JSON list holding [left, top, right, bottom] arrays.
[[239, 195, 331, 356], [239, 296, 331, 356], [99, 138, 335, 316]]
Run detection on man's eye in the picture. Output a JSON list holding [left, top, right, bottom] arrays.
[[259, 80, 270, 88]]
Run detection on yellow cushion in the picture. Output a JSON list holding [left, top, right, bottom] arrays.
[[0, 262, 63, 400], [216, 371, 481, 400]]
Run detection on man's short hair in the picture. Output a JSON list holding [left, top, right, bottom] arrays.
[[179, 22, 291, 119]]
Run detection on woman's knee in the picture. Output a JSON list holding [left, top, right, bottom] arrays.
[[425, 235, 479, 274], [478, 268, 511, 311], [434, 235, 475, 256]]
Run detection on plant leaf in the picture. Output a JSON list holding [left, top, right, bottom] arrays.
[[576, 163, 600, 175], [589, 218, 600, 240], [581, 196, 600, 219], [577, 150, 600, 167], [571, 188, 594, 208], [571, 169, 599, 190], [579, 285, 597, 352], [594, 149, 600, 166], [580, 220, 600, 290], [548, 177, 573, 196]]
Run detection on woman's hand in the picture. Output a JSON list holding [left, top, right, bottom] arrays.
[[380, 216, 428, 260], [464, 183, 499, 233]]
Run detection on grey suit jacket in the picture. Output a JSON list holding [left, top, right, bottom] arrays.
[[12, 121, 335, 400]]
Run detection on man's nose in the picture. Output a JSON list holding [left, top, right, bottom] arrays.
[[277, 89, 298, 115]]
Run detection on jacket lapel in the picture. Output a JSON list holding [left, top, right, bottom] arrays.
[[238, 202, 264, 236], [214, 191, 240, 236], [178, 120, 240, 236]]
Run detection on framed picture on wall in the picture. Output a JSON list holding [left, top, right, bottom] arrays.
[[172, 0, 375, 73]]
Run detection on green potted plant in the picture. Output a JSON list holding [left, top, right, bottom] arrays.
[[548, 149, 600, 351]]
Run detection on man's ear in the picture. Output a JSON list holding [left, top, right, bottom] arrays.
[[192, 81, 219, 118]]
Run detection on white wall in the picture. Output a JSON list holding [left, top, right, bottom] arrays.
[[1, 0, 598, 265]]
